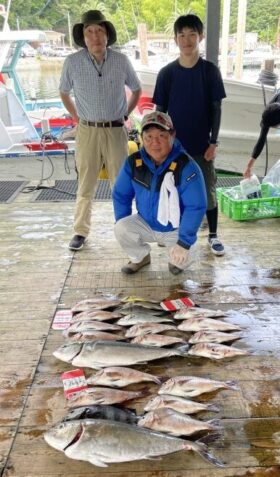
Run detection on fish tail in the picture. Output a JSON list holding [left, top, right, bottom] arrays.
[[196, 447, 225, 468], [225, 380, 239, 390], [152, 376, 163, 385], [207, 404, 220, 413], [208, 419, 222, 429], [174, 344, 189, 355], [197, 433, 221, 445]]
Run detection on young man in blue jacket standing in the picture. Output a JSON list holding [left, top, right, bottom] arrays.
[[112, 111, 207, 275], [153, 14, 226, 256]]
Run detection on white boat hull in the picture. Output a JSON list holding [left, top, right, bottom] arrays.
[[135, 66, 280, 176]]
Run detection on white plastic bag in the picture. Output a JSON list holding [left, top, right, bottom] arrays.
[[240, 174, 262, 199], [262, 159, 280, 196], [262, 159, 280, 186]]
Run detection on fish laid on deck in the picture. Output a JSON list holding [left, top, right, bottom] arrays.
[[63, 405, 138, 424], [71, 297, 122, 313], [66, 330, 124, 343], [44, 419, 225, 467], [67, 387, 143, 407], [158, 376, 239, 397], [117, 313, 174, 326], [53, 340, 189, 368], [87, 366, 161, 387], [174, 307, 226, 320], [188, 342, 249, 359], [120, 300, 163, 311], [70, 310, 122, 322], [131, 334, 187, 347], [178, 317, 242, 332], [64, 320, 123, 335], [119, 305, 165, 316], [138, 408, 221, 436], [125, 323, 177, 338], [189, 330, 241, 344], [144, 395, 219, 414]]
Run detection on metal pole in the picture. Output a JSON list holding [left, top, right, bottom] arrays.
[[205, 0, 221, 66]]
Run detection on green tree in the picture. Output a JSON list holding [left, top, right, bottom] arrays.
[[230, 0, 280, 45]]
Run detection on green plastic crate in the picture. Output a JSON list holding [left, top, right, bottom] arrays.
[[217, 184, 280, 221]]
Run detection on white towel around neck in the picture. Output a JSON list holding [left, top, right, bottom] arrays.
[[157, 171, 180, 228]]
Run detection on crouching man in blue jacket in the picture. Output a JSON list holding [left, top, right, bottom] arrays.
[[112, 111, 207, 275]]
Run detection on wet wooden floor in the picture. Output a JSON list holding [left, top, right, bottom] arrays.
[[0, 181, 280, 477]]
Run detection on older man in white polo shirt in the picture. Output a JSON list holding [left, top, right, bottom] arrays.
[[60, 10, 141, 251]]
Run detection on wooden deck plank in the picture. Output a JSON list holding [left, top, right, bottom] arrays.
[[0, 189, 279, 476]]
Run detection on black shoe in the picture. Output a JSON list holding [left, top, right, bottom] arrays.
[[168, 263, 183, 275], [69, 235, 86, 251]]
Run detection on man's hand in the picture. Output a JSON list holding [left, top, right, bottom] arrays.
[[204, 144, 217, 161], [169, 244, 189, 267], [243, 158, 255, 178]]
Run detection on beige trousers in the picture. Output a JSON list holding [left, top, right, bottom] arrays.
[[74, 123, 128, 237]]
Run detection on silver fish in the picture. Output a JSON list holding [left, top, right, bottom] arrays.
[[121, 296, 160, 304], [138, 408, 221, 436], [174, 307, 226, 320], [70, 310, 122, 322], [71, 340, 189, 369], [188, 343, 249, 360], [125, 323, 177, 338], [131, 334, 187, 347], [144, 395, 219, 414], [67, 387, 143, 408], [53, 342, 82, 363], [44, 419, 225, 467], [119, 305, 164, 316], [63, 405, 138, 424], [189, 330, 241, 344], [87, 366, 161, 387], [71, 297, 121, 313], [120, 300, 163, 311], [66, 330, 124, 343], [158, 376, 239, 397], [117, 313, 174, 326], [178, 317, 242, 332], [64, 320, 123, 336]]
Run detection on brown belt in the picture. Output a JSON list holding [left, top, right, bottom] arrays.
[[80, 119, 124, 127]]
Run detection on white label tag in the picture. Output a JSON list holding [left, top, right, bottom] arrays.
[[160, 297, 195, 311], [52, 310, 72, 330], [61, 369, 88, 398]]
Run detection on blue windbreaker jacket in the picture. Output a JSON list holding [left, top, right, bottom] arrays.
[[112, 139, 207, 249]]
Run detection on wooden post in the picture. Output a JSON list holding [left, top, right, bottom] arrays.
[[137, 23, 149, 66], [220, 0, 231, 78], [234, 0, 247, 80]]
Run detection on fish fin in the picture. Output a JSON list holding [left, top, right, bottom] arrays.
[[88, 456, 108, 467], [157, 375, 170, 383], [146, 455, 162, 461]]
